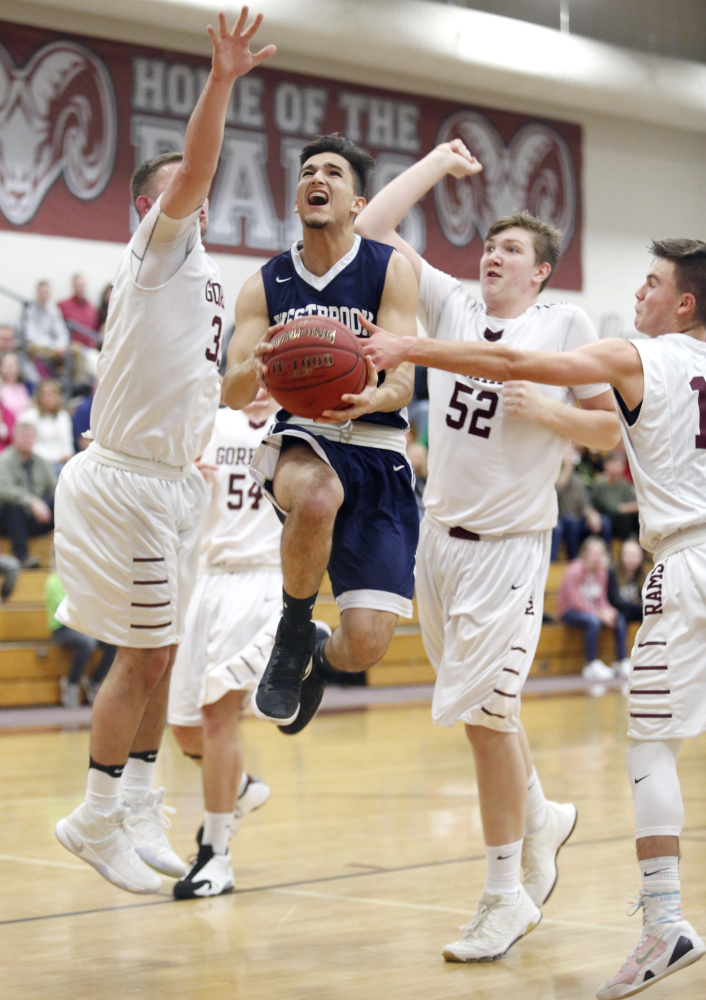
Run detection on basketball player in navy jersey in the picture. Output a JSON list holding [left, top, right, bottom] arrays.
[[365, 238, 706, 997], [222, 134, 419, 732]]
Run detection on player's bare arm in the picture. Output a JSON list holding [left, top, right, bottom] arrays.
[[355, 140, 482, 284], [503, 382, 621, 451], [221, 271, 273, 409], [161, 8, 276, 221], [318, 250, 418, 421], [364, 333, 645, 407]]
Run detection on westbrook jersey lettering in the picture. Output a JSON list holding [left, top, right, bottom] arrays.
[[261, 235, 407, 431]]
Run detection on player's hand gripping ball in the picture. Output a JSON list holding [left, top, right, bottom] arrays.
[[263, 316, 367, 419]]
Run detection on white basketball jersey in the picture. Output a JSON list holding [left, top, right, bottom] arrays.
[[198, 407, 282, 571], [618, 334, 706, 555], [91, 196, 224, 467], [419, 261, 607, 534]]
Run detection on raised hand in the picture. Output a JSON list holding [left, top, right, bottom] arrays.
[[438, 139, 483, 179], [207, 7, 277, 83]]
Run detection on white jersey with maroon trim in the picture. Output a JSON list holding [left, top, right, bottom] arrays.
[[91, 194, 224, 467], [198, 407, 281, 571], [618, 334, 706, 556], [419, 261, 608, 535]]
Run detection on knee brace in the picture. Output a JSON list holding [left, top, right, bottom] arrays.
[[627, 738, 684, 839]]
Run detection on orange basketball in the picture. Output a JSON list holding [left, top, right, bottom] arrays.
[[263, 316, 367, 419]]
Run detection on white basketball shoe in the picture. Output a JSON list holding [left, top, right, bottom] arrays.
[[522, 800, 578, 906], [442, 886, 542, 962], [121, 787, 187, 878], [55, 801, 161, 893]]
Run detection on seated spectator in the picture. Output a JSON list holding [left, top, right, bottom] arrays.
[[96, 283, 113, 338], [0, 352, 32, 420], [58, 273, 101, 384], [556, 536, 629, 681], [0, 420, 56, 567], [0, 325, 40, 387], [608, 539, 648, 625], [18, 280, 69, 379], [0, 552, 20, 602], [45, 569, 116, 707], [23, 379, 75, 471], [552, 442, 610, 560], [71, 380, 95, 452], [590, 448, 640, 542]]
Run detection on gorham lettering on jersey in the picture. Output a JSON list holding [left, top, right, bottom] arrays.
[[215, 446, 258, 466], [273, 304, 373, 335], [205, 279, 224, 308], [643, 562, 664, 616]]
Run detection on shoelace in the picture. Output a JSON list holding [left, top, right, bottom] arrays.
[[459, 899, 495, 937], [129, 788, 176, 830]]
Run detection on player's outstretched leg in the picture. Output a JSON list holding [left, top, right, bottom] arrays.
[[279, 622, 333, 735], [521, 800, 578, 906], [252, 618, 317, 724], [596, 891, 705, 998], [442, 887, 542, 962]]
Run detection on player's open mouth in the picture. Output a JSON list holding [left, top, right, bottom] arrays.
[[308, 190, 329, 206], [486, 269, 501, 278]]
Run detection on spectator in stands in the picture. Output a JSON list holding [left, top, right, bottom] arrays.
[[58, 273, 101, 385], [71, 379, 96, 452], [608, 539, 648, 625], [590, 448, 640, 542], [0, 552, 20, 603], [552, 442, 610, 560], [58, 273, 99, 341], [45, 570, 116, 708], [18, 280, 69, 379], [0, 420, 56, 567], [23, 379, 75, 471], [556, 536, 629, 681], [96, 283, 113, 337], [0, 352, 32, 420], [0, 324, 40, 387]]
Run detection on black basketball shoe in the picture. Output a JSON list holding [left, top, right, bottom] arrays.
[[279, 622, 333, 735], [252, 618, 317, 724]]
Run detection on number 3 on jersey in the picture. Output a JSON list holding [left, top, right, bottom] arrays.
[[445, 381, 498, 439], [205, 316, 222, 364]]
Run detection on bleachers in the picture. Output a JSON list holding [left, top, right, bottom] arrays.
[[0, 538, 639, 706]]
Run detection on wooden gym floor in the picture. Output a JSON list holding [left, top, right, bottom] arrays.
[[2, 690, 705, 1000]]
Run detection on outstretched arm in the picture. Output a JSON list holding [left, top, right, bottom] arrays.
[[355, 140, 482, 284], [318, 250, 419, 421], [362, 334, 646, 411], [162, 8, 276, 221]]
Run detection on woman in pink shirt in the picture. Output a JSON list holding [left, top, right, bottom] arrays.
[[556, 536, 628, 680], [0, 352, 32, 420]]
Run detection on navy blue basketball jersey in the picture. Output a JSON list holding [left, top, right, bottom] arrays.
[[261, 235, 407, 430]]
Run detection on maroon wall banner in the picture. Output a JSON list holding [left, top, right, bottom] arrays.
[[0, 20, 583, 289]]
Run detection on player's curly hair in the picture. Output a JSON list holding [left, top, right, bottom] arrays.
[[299, 134, 374, 197], [486, 210, 562, 291], [651, 238, 706, 326], [130, 151, 183, 206]]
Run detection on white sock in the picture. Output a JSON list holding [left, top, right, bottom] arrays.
[[640, 855, 681, 916], [484, 839, 523, 901], [120, 755, 156, 798], [202, 811, 233, 855], [524, 767, 548, 836], [86, 767, 121, 816]]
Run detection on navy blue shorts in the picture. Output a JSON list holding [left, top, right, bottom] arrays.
[[275, 427, 419, 616]]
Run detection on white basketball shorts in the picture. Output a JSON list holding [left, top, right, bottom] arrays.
[[54, 449, 208, 648], [628, 544, 706, 741], [417, 517, 551, 731], [167, 566, 283, 727]]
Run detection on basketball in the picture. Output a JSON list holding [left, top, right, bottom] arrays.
[[263, 316, 368, 419]]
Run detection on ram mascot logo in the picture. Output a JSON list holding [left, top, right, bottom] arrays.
[[433, 111, 577, 253], [0, 40, 117, 226]]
